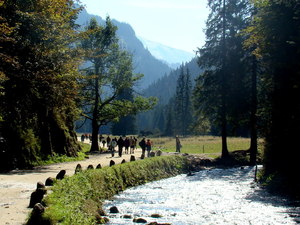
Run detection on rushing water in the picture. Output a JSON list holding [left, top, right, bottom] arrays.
[[104, 166, 299, 224]]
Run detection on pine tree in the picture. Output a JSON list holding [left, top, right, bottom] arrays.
[[245, 1, 300, 186], [174, 66, 193, 136], [194, 0, 251, 158]]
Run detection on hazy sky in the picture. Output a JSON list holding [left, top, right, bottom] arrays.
[[79, 0, 209, 53]]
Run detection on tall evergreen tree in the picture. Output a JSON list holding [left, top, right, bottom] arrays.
[[174, 66, 193, 136], [245, 0, 300, 188], [194, 0, 251, 158]]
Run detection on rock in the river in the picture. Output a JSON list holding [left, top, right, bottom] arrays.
[[109, 206, 119, 213], [133, 217, 147, 223]]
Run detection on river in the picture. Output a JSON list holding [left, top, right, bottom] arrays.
[[104, 166, 299, 224]]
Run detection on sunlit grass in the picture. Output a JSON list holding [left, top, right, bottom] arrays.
[[32, 143, 90, 166], [150, 136, 264, 157]]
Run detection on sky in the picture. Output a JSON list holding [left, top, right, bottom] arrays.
[[79, 0, 209, 53]]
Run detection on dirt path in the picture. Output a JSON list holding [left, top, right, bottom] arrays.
[[0, 147, 143, 225]]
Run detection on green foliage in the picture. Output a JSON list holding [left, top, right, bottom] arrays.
[[174, 66, 194, 136], [0, 0, 83, 169], [245, 0, 300, 181], [30, 156, 188, 225], [79, 17, 156, 150]]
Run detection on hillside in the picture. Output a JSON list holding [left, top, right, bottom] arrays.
[[142, 57, 201, 105], [138, 37, 195, 69], [76, 8, 172, 89]]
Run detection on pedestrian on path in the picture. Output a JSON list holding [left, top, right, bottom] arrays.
[[176, 135, 182, 153], [146, 139, 152, 157]]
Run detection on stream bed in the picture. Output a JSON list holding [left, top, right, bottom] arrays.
[[104, 166, 299, 224]]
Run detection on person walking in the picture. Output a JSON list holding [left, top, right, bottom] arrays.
[[124, 137, 130, 154], [117, 136, 124, 157], [110, 138, 117, 157], [106, 135, 111, 148], [146, 139, 152, 157], [139, 137, 146, 157], [176, 135, 182, 153]]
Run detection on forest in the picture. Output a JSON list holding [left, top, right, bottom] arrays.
[[0, 0, 299, 196]]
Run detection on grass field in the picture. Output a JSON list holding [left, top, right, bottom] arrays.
[[149, 136, 263, 157], [77, 134, 263, 158]]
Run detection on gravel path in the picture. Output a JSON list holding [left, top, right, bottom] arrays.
[[0, 145, 143, 225]]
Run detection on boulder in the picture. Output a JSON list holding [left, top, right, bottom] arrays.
[[109, 206, 119, 213], [45, 177, 54, 186], [36, 182, 45, 189], [149, 152, 155, 157], [87, 164, 94, 170], [133, 217, 147, 223], [96, 164, 102, 169], [56, 170, 66, 180], [156, 150, 162, 156], [110, 160, 115, 167], [123, 215, 132, 219], [75, 164, 82, 174], [151, 213, 163, 218], [29, 188, 47, 208]]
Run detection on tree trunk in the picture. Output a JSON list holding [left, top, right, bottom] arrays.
[[221, 0, 229, 158], [250, 54, 257, 165], [90, 68, 100, 152], [90, 118, 100, 152]]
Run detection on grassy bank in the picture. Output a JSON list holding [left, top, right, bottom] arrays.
[[27, 155, 189, 225], [31, 143, 90, 167]]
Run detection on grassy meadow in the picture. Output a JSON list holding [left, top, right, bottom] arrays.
[[149, 136, 263, 157], [77, 134, 263, 158]]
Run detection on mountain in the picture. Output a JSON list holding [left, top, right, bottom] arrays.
[[142, 57, 201, 105], [138, 37, 195, 69], [137, 57, 202, 131], [76, 8, 172, 89]]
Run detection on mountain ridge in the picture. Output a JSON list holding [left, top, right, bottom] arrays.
[[76, 8, 172, 89], [138, 37, 195, 69]]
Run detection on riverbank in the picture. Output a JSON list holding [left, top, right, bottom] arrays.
[[26, 155, 189, 225]]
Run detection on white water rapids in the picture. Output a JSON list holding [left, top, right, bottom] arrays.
[[104, 166, 299, 224]]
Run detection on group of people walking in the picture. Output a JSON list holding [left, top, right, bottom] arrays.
[[99, 135, 154, 158], [106, 136, 139, 157], [81, 133, 182, 157]]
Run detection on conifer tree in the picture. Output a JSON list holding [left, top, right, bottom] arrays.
[[245, 0, 300, 186], [194, 0, 251, 158]]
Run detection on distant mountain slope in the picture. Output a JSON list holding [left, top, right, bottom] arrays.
[[138, 37, 195, 69], [142, 57, 201, 105], [76, 8, 172, 89]]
